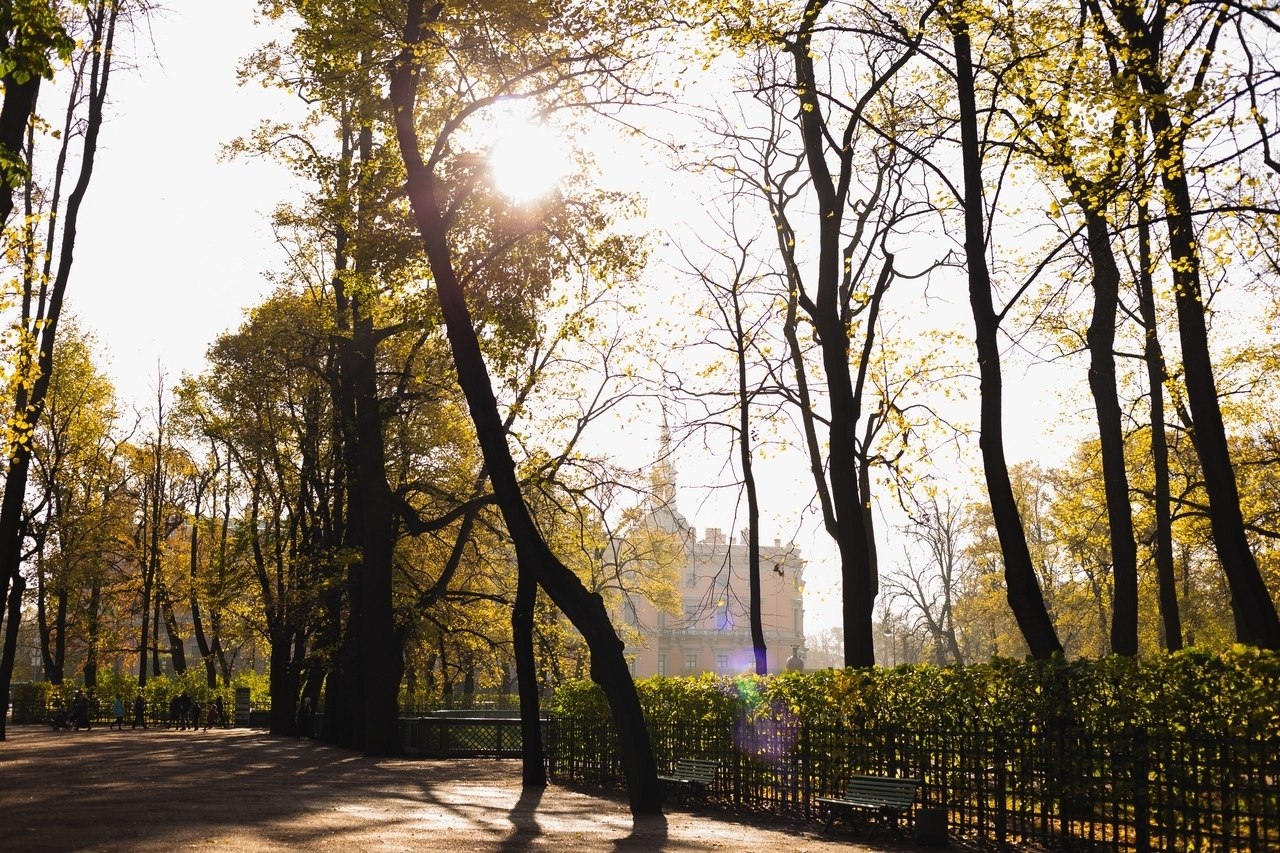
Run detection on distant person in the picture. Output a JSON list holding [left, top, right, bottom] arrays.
[[295, 696, 313, 738], [175, 690, 193, 731], [132, 693, 147, 729], [167, 694, 181, 730], [204, 699, 220, 731], [50, 700, 71, 730], [190, 699, 201, 732], [110, 695, 125, 730], [212, 695, 226, 728], [71, 689, 91, 731]]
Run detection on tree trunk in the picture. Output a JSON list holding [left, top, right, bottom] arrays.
[[514, 563, 547, 787], [785, 0, 880, 666], [390, 3, 661, 813], [269, 629, 299, 736], [161, 596, 187, 674], [189, 517, 218, 687], [0, 1, 118, 728], [1151, 111, 1280, 647], [1135, 197, 1182, 650], [0, 73, 41, 227], [1107, 0, 1280, 649], [951, 14, 1062, 658], [1081, 211, 1138, 655], [83, 583, 101, 689], [351, 312, 403, 756], [733, 286, 767, 674]]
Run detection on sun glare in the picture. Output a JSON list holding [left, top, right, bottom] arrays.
[[490, 118, 568, 203]]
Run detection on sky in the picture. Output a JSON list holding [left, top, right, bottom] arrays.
[[54, 2, 1090, 639], [70, 1, 298, 409]]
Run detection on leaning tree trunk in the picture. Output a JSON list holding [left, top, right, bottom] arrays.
[[951, 11, 1062, 658], [1149, 108, 1280, 648], [389, 2, 661, 814], [1107, 0, 1280, 649]]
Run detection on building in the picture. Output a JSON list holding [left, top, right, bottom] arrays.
[[618, 434, 807, 677]]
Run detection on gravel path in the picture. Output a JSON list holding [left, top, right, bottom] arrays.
[[0, 724, 948, 852]]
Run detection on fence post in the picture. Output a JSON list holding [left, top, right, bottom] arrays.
[[1133, 726, 1149, 853], [995, 737, 1007, 845]]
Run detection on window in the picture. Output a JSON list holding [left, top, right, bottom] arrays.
[[683, 653, 698, 674], [685, 572, 698, 589], [657, 612, 667, 630], [715, 653, 730, 673], [715, 599, 733, 631], [793, 604, 803, 636], [627, 656, 636, 676], [658, 655, 666, 676], [683, 602, 700, 629], [623, 601, 638, 627]]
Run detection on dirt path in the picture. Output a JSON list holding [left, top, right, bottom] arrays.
[[0, 724, 962, 852]]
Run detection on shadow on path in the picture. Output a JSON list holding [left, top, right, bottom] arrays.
[[0, 724, 921, 852]]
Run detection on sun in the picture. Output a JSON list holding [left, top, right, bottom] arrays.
[[489, 117, 568, 203]]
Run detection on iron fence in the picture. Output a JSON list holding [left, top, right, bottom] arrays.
[[546, 715, 1280, 852]]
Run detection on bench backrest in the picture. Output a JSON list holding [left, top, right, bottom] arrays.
[[843, 774, 920, 805], [671, 758, 719, 783]]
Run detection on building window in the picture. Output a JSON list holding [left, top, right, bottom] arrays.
[[657, 612, 667, 630], [623, 600, 638, 627], [627, 656, 636, 676], [715, 653, 730, 673], [715, 599, 733, 631], [793, 604, 803, 636], [658, 654, 666, 676], [685, 572, 698, 588], [683, 602, 700, 629], [683, 653, 698, 674]]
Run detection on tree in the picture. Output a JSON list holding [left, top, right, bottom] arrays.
[[1088, 0, 1280, 648], [389, 0, 663, 813], [0, 0, 71, 226], [0, 0, 124, 738], [27, 321, 126, 686], [886, 495, 967, 664], [944, 0, 1063, 658]]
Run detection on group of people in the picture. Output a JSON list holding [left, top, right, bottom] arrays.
[[49, 689, 94, 730], [164, 690, 225, 731], [52, 690, 227, 731]]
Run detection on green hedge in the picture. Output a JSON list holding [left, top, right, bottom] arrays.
[[547, 647, 1280, 735]]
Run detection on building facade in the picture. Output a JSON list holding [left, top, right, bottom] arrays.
[[618, 438, 807, 676], [624, 526, 807, 677]]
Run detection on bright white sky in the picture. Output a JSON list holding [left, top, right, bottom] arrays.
[[71, 0, 297, 409]]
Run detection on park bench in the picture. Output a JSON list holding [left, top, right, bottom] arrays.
[[656, 758, 719, 805], [817, 773, 921, 838]]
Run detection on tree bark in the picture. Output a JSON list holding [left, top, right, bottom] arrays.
[[514, 563, 547, 787]]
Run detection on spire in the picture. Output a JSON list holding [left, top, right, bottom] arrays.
[[652, 406, 677, 505]]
